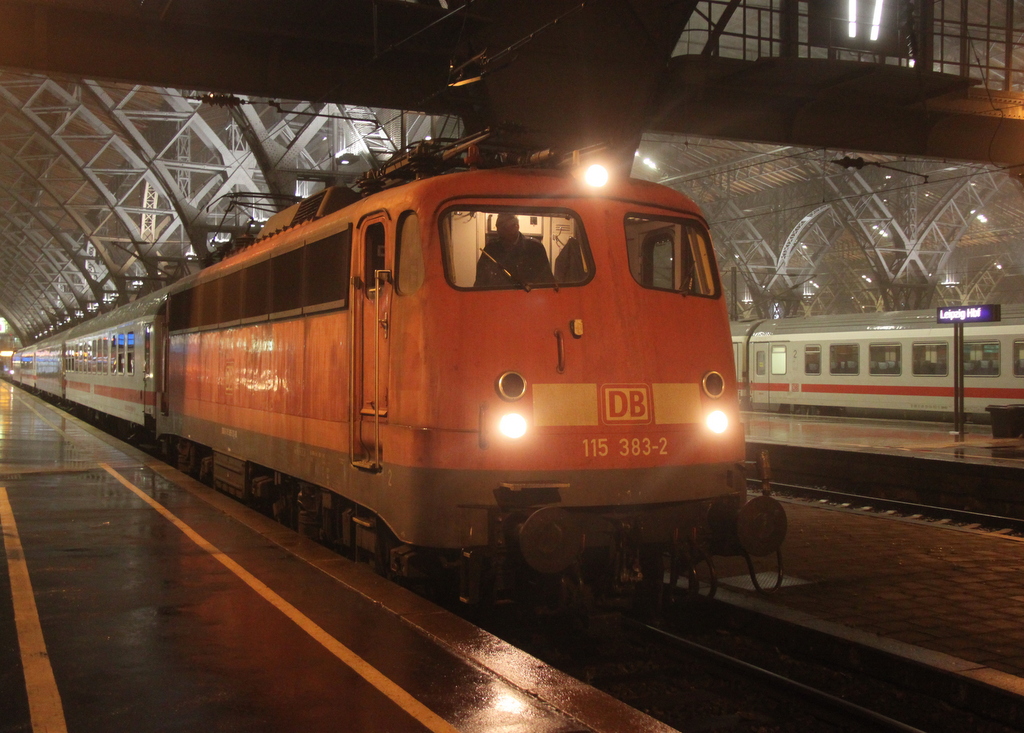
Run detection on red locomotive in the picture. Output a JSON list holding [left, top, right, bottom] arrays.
[[14, 143, 784, 608]]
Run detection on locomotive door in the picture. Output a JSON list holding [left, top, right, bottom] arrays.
[[351, 214, 392, 471]]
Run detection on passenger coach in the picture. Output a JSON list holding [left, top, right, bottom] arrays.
[[733, 307, 1024, 420]]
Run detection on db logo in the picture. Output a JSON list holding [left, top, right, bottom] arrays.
[[602, 384, 651, 424]]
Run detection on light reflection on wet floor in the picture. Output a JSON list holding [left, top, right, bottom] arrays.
[[744, 411, 1024, 467]]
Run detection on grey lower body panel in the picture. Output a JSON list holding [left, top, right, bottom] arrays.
[[161, 412, 740, 549]]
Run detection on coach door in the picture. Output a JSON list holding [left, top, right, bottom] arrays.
[[351, 213, 393, 471], [750, 342, 769, 409]]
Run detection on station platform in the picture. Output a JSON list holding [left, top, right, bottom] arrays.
[[742, 411, 1024, 521], [0, 384, 672, 733], [744, 411, 1024, 469], [711, 496, 1024, 721]]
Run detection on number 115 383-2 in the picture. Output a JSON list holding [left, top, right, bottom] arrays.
[[583, 437, 669, 458]]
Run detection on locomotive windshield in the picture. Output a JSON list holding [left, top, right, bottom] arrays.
[[441, 208, 591, 290], [624, 215, 718, 297]]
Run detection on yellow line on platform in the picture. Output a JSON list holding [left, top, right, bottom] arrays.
[[0, 487, 69, 733], [98, 462, 461, 733]]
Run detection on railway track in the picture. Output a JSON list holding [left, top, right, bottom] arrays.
[[758, 479, 1024, 537], [633, 621, 929, 733], [482, 609, 1018, 733]]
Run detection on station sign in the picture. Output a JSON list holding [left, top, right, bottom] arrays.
[[936, 304, 1001, 324]]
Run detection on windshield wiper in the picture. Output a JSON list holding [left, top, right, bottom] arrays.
[[481, 249, 532, 292], [680, 257, 695, 297]]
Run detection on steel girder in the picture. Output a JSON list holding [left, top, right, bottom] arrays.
[[0, 72, 452, 342], [637, 134, 1023, 319]]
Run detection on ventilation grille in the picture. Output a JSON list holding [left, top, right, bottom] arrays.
[[291, 190, 328, 226]]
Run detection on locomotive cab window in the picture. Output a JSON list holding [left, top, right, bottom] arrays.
[[869, 343, 901, 375], [964, 341, 1000, 376], [804, 345, 821, 375], [442, 208, 590, 290], [625, 215, 718, 296], [830, 344, 859, 375]]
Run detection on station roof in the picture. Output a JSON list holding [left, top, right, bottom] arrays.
[[0, 0, 1020, 340]]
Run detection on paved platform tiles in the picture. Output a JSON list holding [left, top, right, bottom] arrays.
[[744, 412, 1024, 469], [714, 499, 1024, 696], [0, 385, 672, 733]]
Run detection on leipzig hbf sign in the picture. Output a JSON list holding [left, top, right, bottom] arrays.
[[936, 304, 1001, 324]]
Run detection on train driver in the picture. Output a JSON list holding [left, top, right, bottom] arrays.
[[474, 212, 555, 288]]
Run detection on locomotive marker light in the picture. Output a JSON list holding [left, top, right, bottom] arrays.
[[937, 304, 1001, 442], [706, 410, 729, 434], [701, 370, 725, 399], [499, 413, 528, 439], [496, 371, 527, 401]]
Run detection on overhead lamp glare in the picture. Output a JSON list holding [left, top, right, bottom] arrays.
[[583, 164, 609, 188]]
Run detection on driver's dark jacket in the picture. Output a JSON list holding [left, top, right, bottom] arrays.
[[474, 233, 554, 287]]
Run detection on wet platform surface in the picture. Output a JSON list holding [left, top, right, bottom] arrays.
[[745, 412, 1024, 468], [714, 497, 1024, 695], [0, 384, 672, 733]]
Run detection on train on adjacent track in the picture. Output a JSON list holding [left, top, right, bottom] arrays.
[[11, 140, 783, 609], [732, 308, 1024, 421]]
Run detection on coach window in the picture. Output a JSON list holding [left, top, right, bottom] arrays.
[[1015, 341, 1024, 377], [221, 272, 241, 322], [770, 344, 787, 375], [144, 326, 152, 377], [116, 333, 125, 374], [912, 342, 946, 376], [304, 228, 351, 310], [804, 345, 821, 375], [396, 211, 423, 295], [869, 343, 901, 375], [964, 341, 999, 376], [126, 332, 135, 375], [625, 215, 717, 296], [830, 344, 859, 375], [272, 247, 304, 315]]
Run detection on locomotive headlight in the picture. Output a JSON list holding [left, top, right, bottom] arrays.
[[706, 410, 729, 434], [583, 164, 609, 188], [499, 413, 528, 439]]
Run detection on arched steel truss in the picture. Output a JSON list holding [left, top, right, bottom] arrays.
[[0, 71, 459, 342], [638, 134, 1024, 320]]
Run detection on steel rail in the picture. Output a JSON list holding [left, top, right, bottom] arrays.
[[635, 621, 930, 733], [749, 478, 1024, 534]]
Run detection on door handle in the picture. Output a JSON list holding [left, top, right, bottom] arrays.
[[554, 329, 565, 374]]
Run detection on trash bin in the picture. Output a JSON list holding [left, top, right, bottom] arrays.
[[986, 404, 1024, 438]]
